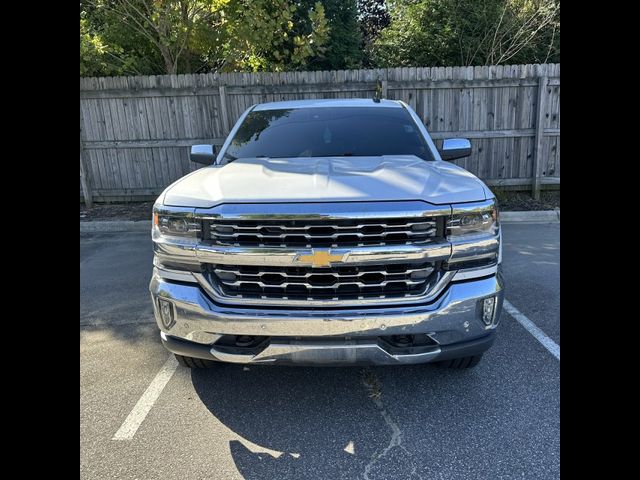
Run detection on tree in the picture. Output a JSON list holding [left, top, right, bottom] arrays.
[[80, 0, 330, 76], [221, 0, 330, 72], [373, 0, 560, 67], [319, 0, 363, 69], [82, 0, 225, 74], [81, 3, 166, 76], [294, 0, 363, 70], [357, 0, 390, 67]]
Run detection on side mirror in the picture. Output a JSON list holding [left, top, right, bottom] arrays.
[[190, 144, 216, 165], [439, 138, 472, 161]]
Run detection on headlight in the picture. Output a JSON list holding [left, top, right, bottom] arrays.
[[447, 202, 499, 239], [153, 211, 200, 239]]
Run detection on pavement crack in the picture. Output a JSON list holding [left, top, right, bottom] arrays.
[[361, 368, 423, 480]]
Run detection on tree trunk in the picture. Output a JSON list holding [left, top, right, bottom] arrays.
[[159, 45, 176, 74], [181, 1, 191, 72]]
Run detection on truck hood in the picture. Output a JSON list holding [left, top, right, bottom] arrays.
[[163, 155, 487, 208]]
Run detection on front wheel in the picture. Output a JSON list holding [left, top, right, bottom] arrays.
[[437, 354, 483, 369], [174, 354, 215, 368]]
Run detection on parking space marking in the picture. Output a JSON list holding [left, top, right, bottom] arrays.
[[504, 300, 560, 360], [112, 355, 178, 440]]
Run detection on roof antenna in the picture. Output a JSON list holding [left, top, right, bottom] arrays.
[[373, 77, 382, 103]]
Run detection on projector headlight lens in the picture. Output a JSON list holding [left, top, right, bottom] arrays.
[[153, 211, 199, 239], [447, 202, 498, 239]]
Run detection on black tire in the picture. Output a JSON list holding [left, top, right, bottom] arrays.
[[174, 354, 215, 368], [438, 354, 483, 369]]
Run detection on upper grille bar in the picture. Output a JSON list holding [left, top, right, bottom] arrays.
[[215, 220, 436, 231], [208, 218, 440, 248]]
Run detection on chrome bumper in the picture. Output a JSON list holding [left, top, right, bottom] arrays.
[[161, 330, 496, 366], [149, 272, 504, 365]]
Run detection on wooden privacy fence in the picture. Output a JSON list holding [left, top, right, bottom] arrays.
[[80, 63, 559, 205]]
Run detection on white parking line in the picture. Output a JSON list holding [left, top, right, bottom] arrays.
[[504, 300, 560, 360], [112, 355, 179, 440]]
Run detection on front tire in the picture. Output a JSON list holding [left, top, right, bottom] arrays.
[[175, 354, 215, 368], [438, 354, 483, 369]]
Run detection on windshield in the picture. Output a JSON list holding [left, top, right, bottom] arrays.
[[224, 106, 435, 161]]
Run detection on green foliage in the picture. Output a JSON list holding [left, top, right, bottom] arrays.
[[306, 0, 363, 70], [222, 0, 330, 71], [291, 3, 331, 68], [80, 0, 560, 77], [80, 9, 158, 76], [80, 0, 330, 75], [373, 0, 560, 67], [358, 0, 390, 67], [81, 17, 111, 77]]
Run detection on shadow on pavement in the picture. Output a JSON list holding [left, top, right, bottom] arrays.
[[190, 363, 452, 480], [190, 329, 560, 479]]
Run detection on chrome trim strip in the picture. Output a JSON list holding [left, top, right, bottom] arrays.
[[218, 278, 427, 288], [194, 241, 452, 266], [152, 234, 199, 264], [215, 220, 436, 230], [450, 199, 496, 216], [451, 265, 498, 281], [153, 205, 197, 216], [209, 341, 442, 365], [213, 266, 430, 276], [153, 266, 197, 283], [450, 235, 499, 263], [194, 201, 452, 220], [163, 330, 223, 346]]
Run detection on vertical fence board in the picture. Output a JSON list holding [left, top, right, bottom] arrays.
[[532, 76, 550, 199]]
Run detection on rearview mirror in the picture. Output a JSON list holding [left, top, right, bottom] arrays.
[[439, 138, 471, 161], [190, 144, 216, 165]]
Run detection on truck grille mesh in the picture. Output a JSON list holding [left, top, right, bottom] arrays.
[[207, 217, 438, 248], [206, 262, 437, 302]]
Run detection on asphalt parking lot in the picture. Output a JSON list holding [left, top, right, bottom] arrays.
[[80, 222, 559, 480]]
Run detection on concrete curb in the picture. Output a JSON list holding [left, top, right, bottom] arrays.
[[80, 209, 559, 233], [80, 220, 152, 233], [501, 209, 560, 223]]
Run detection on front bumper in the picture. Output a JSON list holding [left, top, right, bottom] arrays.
[[150, 271, 504, 366]]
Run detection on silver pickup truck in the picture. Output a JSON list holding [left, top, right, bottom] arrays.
[[150, 99, 503, 369]]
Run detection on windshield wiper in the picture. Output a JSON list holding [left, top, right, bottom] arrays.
[[223, 153, 271, 164], [324, 152, 355, 157], [222, 152, 237, 163]]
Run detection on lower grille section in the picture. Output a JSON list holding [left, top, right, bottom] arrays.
[[204, 262, 438, 302]]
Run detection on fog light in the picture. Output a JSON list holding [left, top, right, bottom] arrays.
[[158, 298, 175, 329], [482, 297, 496, 326]]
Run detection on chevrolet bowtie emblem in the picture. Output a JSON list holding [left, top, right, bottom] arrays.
[[296, 249, 345, 268]]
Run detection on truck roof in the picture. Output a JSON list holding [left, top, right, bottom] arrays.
[[252, 98, 403, 111]]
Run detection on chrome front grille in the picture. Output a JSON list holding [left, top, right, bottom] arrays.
[[204, 262, 439, 303], [207, 217, 439, 248], [195, 202, 452, 307]]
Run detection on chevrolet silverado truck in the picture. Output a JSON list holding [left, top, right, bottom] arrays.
[[150, 98, 503, 368]]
